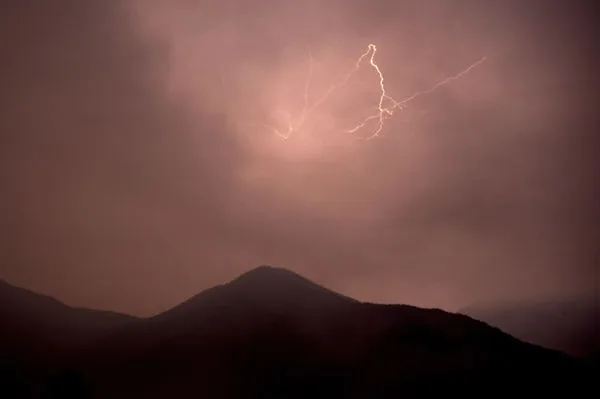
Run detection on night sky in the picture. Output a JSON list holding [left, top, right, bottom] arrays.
[[1, 0, 598, 316]]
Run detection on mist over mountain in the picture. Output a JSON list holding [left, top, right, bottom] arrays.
[[1, 268, 595, 398], [460, 297, 599, 363]]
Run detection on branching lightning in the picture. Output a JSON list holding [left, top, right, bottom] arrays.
[[257, 44, 486, 141]]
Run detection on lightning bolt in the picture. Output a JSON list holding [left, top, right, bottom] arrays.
[[258, 48, 315, 140], [256, 44, 486, 141], [346, 48, 487, 140], [298, 49, 314, 128]]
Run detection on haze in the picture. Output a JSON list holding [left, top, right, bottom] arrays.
[[1, 0, 597, 316]]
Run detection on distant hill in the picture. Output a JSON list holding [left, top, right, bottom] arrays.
[[460, 297, 599, 363], [1, 268, 595, 398], [0, 280, 137, 397]]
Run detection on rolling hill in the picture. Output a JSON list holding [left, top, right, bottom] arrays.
[[1, 267, 595, 398], [0, 280, 137, 397]]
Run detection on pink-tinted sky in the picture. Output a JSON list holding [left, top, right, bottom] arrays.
[[1, 0, 598, 316]]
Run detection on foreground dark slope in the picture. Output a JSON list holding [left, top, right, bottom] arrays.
[[0, 280, 137, 397], [74, 267, 594, 398]]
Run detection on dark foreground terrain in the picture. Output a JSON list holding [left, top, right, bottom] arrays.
[[1, 267, 596, 398]]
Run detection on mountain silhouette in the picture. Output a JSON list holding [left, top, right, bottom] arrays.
[[153, 266, 357, 321], [1, 268, 596, 398], [0, 280, 137, 398]]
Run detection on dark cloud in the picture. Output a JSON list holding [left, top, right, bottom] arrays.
[[0, 0, 597, 315], [0, 0, 247, 313]]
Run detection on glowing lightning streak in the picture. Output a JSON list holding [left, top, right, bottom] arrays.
[[306, 44, 375, 115], [346, 48, 487, 140], [256, 43, 486, 141], [344, 44, 397, 138], [298, 50, 314, 128], [269, 45, 373, 139], [264, 48, 315, 139], [346, 45, 487, 140]]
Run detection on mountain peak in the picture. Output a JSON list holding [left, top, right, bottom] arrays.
[[224, 265, 355, 306], [157, 266, 356, 320], [230, 265, 311, 286]]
